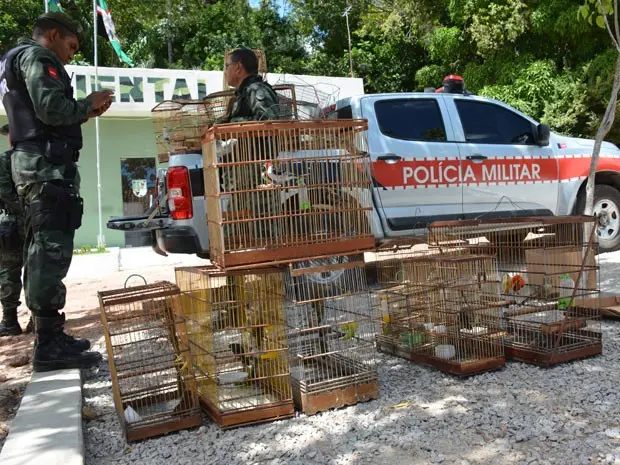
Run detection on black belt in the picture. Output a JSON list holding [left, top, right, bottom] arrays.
[[13, 141, 46, 153]]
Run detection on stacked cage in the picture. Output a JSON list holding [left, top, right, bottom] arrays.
[[98, 282, 202, 441], [152, 92, 237, 163], [202, 119, 375, 268], [174, 266, 294, 428], [428, 216, 601, 367], [284, 259, 378, 415]]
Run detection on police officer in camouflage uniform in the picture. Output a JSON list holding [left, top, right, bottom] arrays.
[[0, 124, 31, 337], [1, 12, 113, 371], [224, 48, 281, 238], [225, 48, 280, 122]]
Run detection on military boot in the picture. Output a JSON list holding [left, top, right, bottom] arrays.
[[0, 308, 22, 337], [24, 316, 34, 334], [55, 313, 91, 352], [32, 316, 102, 372]]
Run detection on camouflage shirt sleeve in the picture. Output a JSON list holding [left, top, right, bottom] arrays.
[[247, 84, 280, 121], [0, 151, 21, 214], [18, 48, 92, 126]]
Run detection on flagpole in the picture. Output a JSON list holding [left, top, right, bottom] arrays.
[[93, 0, 105, 248]]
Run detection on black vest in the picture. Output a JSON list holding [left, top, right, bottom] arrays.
[[0, 44, 83, 150]]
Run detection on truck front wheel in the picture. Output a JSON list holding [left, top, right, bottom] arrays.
[[577, 184, 620, 253]]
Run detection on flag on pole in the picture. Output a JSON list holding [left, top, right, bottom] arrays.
[[96, 0, 134, 67], [48, 0, 63, 12]]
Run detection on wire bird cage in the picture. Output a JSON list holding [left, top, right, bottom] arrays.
[[203, 89, 236, 125], [428, 216, 602, 367], [202, 119, 375, 269], [374, 249, 506, 376], [98, 282, 201, 442], [271, 84, 298, 120], [284, 258, 378, 415], [152, 100, 208, 159], [174, 266, 294, 428], [274, 77, 339, 120]]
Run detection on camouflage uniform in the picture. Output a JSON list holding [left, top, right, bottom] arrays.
[[0, 149, 25, 333], [8, 38, 91, 317], [226, 75, 280, 238]]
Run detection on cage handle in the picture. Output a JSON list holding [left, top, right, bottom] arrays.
[[124, 274, 148, 288]]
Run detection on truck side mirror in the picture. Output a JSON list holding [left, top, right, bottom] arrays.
[[536, 123, 550, 146]]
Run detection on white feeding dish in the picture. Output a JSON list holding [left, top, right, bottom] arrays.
[[435, 344, 456, 360]]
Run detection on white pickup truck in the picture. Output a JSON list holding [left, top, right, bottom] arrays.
[[108, 91, 620, 260]]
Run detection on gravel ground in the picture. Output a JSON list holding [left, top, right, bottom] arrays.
[[83, 318, 620, 465]]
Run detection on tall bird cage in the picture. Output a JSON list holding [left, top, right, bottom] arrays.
[[284, 258, 378, 415], [202, 119, 375, 269], [98, 282, 201, 441], [174, 266, 294, 428], [428, 216, 601, 367]]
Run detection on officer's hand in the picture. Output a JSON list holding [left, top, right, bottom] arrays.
[[87, 90, 114, 110], [87, 99, 112, 119]]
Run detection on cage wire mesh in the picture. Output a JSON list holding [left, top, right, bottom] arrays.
[[274, 76, 340, 119], [98, 282, 201, 441], [284, 258, 378, 414], [372, 245, 505, 375], [203, 89, 236, 125], [202, 119, 375, 268], [428, 216, 602, 366], [152, 99, 211, 158], [174, 266, 294, 428]]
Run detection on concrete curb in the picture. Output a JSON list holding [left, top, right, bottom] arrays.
[[0, 369, 84, 465]]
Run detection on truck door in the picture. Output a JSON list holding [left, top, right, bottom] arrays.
[[447, 97, 559, 218], [360, 95, 464, 235]]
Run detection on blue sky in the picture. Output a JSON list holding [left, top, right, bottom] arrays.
[[249, 0, 289, 16]]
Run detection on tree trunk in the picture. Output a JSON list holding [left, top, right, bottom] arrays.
[[167, 0, 174, 65], [584, 54, 620, 215]]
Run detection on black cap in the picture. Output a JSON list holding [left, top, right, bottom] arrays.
[[0, 125, 8, 137], [36, 12, 83, 42]]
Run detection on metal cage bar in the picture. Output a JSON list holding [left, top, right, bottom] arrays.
[[284, 258, 378, 414], [174, 266, 294, 428], [428, 216, 602, 367], [98, 282, 201, 441], [202, 119, 375, 268]]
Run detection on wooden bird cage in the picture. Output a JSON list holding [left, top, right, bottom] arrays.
[[428, 216, 602, 367], [152, 100, 209, 159], [284, 258, 378, 415], [174, 266, 294, 428], [202, 119, 375, 269], [98, 282, 201, 442], [203, 89, 236, 125], [377, 249, 505, 376], [223, 48, 268, 89]]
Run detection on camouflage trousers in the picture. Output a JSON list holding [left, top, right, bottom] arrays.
[[0, 213, 25, 316], [19, 182, 76, 317]]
